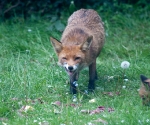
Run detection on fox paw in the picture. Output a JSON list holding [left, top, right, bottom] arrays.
[[88, 80, 95, 91]]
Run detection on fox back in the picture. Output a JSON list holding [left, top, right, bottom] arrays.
[[50, 9, 105, 94], [61, 9, 105, 64], [139, 75, 150, 105]]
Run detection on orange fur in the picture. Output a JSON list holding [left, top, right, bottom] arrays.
[[50, 9, 105, 94], [139, 75, 150, 105]]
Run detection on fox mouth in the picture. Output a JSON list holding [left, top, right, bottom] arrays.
[[63, 63, 78, 76], [65, 68, 76, 76]]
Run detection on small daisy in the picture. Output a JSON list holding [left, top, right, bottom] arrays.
[[89, 98, 96, 103], [47, 85, 52, 88], [28, 29, 32, 32], [122, 86, 126, 89], [72, 95, 77, 102], [121, 120, 125, 123], [124, 79, 129, 82], [33, 120, 37, 123]]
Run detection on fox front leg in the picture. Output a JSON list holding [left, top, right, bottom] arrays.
[[88, 60, 97, 91], [69, 72, 79, 94]]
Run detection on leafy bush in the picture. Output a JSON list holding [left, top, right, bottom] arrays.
[[0, 0, 150, 21]]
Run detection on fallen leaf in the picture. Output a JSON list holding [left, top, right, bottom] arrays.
[[103, 92, 120, 97], [11, 98, 18, 101], [81, 106, 115, 115], [66, 103, 81, 107], [36, 98, 44, 104], [69, 103, 76, 107], [51, 101, 61, 106], [19, 105, 34, 112], [89, 99, 96, 103], [90, 106, 105, 115], [54, 109, 61, 114], [0, 118, 8, 121], [115, 91, 120, 95], [97, 106, 105, 111], [108, 92, 114, 96], [80, 109, 90, 114], [90, 109, 101, 115], [108, 107, 115, 112], [87, 122, 95, 125], [39, 121, 49, 125], [12, 97, 44, 105], [93, 118, 108, 124]]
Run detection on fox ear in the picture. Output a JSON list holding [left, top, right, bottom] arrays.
[[140, 74, 150, 87], [140, 75, 148, 83], [80, 36, 93, 51], [50, 37, 62, 53]]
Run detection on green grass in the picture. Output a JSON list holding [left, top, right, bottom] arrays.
[[0, 9, 150, 125]]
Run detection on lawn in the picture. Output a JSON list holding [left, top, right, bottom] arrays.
[[0, 8, 150, 125]]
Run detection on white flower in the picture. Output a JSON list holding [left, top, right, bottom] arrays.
[[26, 50, 30, 55], [146, 119, 149, 122], [72, 95, 77, 102], [124, 79, 128, 82], [73, 98, 77, 102], [47, 85, 52, 88], [121, 120, 125, 123], [33, 120, 37, 122], [28, 29, 32, 32], [108, 76, 114, 80], [87, 122, 93, 125], [122, 86, 126, 89], [121, 61, 130, 69], [103, 114, 107, 117], [24, 105, 34, 112], [89, 98, 96, 103]]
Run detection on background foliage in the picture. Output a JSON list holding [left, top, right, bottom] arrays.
[[0, 0, 150, 21]]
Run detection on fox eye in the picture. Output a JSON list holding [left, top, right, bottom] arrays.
[[62, 57, 67, 60], [75, 57, 81, 60]]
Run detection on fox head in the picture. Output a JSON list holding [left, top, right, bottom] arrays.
[[139, 75, 150, 105], [50, 36, 93, 76]]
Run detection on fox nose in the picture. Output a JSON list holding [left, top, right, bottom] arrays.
[[68, 66, 73, 71]]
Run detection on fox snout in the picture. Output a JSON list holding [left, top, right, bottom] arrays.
[[68, 66, 74, 71], [63, 63, 78, 75]]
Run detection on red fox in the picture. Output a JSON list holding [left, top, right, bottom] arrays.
[[139, 75, 150, 105], [50, 9, 105, 94]]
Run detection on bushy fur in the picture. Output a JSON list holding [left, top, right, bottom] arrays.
[[139, 75, 150, 105], [50, 9, 105, 94]]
